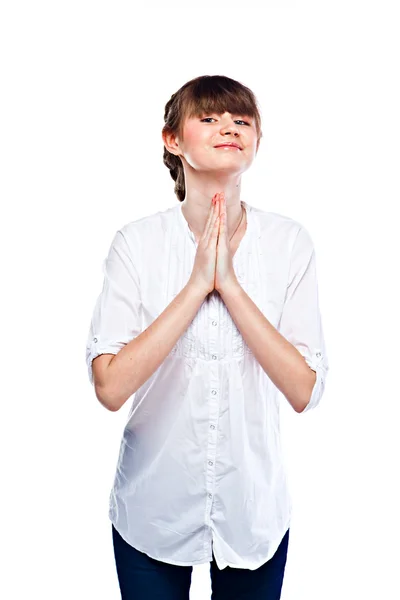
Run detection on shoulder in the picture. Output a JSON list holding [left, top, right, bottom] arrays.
[[249, 203, 310, 251], [117, 204, 177, 246]]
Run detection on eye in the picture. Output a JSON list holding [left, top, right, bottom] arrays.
[[200, 117, 251, 126]]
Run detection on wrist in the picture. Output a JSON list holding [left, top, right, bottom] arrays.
[[217, 278, 242, 297], [186, 280, 211, 299]]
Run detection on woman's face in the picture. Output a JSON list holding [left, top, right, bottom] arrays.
[[176, 111, 260, 175]]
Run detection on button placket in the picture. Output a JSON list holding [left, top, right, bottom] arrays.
[[206, 306, 219, 521]]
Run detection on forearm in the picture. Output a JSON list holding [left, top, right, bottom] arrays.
[[105, 282, 208, 411], [219, 281, 316, 413]]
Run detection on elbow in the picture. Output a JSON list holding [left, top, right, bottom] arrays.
[[92, 354, 125, 412], [296, 369, 317, 413], [95, 384, 122, 412], [297, 398, 311, 413], [294, 398, 309, 414], [97, 383, 133, 412]]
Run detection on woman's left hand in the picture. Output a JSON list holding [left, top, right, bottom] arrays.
[[214, 193, 239, 294]]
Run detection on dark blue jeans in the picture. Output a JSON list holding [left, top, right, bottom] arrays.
[[112, 523, 290, 599]]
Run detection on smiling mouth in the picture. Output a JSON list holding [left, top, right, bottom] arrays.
[[214, 145, 242, 150]]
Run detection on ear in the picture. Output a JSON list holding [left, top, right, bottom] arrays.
[[162, 130, 181, 157]]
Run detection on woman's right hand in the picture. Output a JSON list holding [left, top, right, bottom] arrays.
[[188, 193, 220, 295]]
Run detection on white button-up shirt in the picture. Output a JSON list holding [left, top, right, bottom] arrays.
[[86, 200, 329, 570]]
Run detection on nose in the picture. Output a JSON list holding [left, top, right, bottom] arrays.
[[220, 116, 239, 137]]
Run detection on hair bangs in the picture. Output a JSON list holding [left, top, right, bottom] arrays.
[[178, 76, 261, 137]]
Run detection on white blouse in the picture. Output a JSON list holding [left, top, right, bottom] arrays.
[[86, 200, 329, 570]]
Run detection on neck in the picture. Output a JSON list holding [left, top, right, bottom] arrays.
[[180, 177, 244, 242], [181, 197, 245, 243]]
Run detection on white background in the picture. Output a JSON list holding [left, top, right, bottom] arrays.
[[1, 1, 399, 598]]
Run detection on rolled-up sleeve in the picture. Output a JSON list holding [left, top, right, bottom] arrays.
[[278, 225, 329, 413], [85, 228, 142, 386]]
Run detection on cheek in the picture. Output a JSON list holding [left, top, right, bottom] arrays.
[[248, 135, 259, 154], [183, 122, 207, 146], [182, 127, 212, 167]]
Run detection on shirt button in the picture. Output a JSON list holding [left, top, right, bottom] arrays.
[[211, 390, 217, 395], [210, 425, 215, 429], [93, 337, 98, 343], [316, 352, 321, 357], [208, 461, 213, 466], [212, 321, 217, 326], [212, 354, 217, 360], [208, 493, 212, 499]]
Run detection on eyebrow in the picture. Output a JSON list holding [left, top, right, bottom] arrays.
[[199, 112, 253, 119]]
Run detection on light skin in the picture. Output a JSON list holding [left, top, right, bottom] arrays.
[[162, 110, 260, 243], [162, 111, 316, 413]]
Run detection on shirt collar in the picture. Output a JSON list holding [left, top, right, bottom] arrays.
[[176, 200, 256, 255]]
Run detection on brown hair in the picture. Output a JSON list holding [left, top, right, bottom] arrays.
[[162, 75, 263, 202]]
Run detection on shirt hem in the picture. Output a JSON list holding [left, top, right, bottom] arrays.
[[109, 511, 292, 570], [110, 517, 212, 567]]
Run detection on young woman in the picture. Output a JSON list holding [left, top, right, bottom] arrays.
[[86, 74, 329, 599]]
